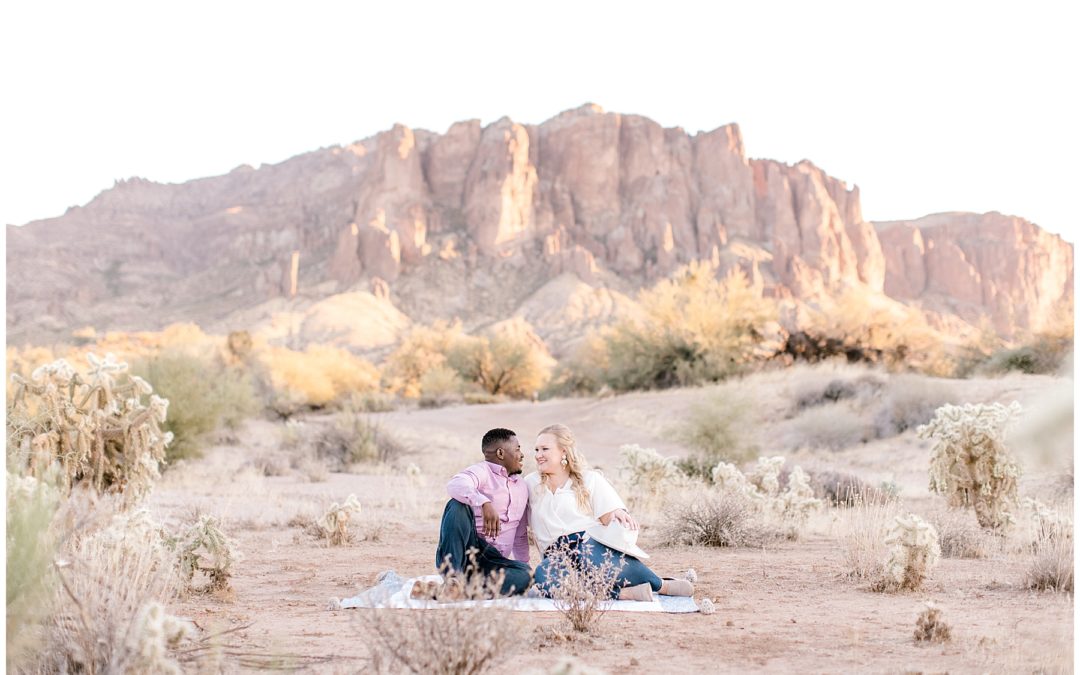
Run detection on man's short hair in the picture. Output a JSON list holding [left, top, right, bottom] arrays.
[[482, 428, 517, 452]]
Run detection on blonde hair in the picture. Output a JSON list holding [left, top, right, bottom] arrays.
[[535, 423, 592, 513]]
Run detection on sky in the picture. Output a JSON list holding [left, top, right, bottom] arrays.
[[2, 0, 1077, 241]]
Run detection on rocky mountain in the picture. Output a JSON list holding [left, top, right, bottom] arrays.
[[6, 104, 1073, 353]]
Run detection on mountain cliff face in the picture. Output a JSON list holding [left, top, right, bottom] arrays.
[[5, 104, 1072, 349], [876, 212, 1073, 334]]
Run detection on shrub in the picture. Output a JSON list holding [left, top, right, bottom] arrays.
[[919, 402, 1023, 530], [361, 572, 523, 674], [381, 320, 465, 398], [447, 319, 553, 398], [872, 374, 952, 438], [318, 494, 363, 546], [876, 513, 941, 592], [414, 362, 462, 406], [658, 491, 772, 548], [678, 389, 757, 466], [597, 262, 777, 391], [259, 343, 380, 412], [787, 403, 873, 451], [314, 408, 407, 469], [37, 501, 184, 673], [543, 540, 619, 633], [7, 354, 172, 504], [6, 471, 61, 670], [132, 350, 258, 462], [913, 602, 952, 643], [981, 338, 1073, 376]]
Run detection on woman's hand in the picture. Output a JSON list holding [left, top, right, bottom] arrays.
[[599, 508, 638, 530]]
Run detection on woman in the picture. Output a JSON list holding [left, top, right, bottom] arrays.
[[525, 423, 693, 601]]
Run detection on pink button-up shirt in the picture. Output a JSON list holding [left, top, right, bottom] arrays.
[[447, 460, 530, 562]]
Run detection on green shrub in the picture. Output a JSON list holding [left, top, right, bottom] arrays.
[[314, 409, 408, 469], [596, 262, 776, 391], [382, 321, 465, 398], [6, 472, 60, 671], [132, 351, 258, 463], [678, 389, 757, 468], [447, 319, 552, 398], [418, 365, 465, 408]]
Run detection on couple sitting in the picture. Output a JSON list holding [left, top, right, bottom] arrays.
[[434, 424, 693, 602]]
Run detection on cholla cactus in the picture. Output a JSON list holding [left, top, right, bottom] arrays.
[[881, 513, 941, 591], [712, 457, 822, 536], [8, 353, 172, 506], [405, 462, 425, 488], [170, 515, 238, 592], [747, 456, 786, 496], [319, 494, 363, 546], [918, 402, 1022, 530], [619, 444, 684, 507], [711, 462, 760, 498], [117, 602, 193, 674]]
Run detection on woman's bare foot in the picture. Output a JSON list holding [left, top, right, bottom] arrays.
[[659, 578, 694, 596], [618, 582, 654, 602]]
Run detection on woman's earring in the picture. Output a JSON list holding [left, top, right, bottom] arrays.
[[560, 457, 568, 466]]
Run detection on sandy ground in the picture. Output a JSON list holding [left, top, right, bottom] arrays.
[[149, 370, 1074, 673]]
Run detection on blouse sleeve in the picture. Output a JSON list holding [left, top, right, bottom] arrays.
[[587, 471, 626, 518]]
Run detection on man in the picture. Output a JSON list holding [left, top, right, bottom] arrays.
[[434, 428, 531, 596]]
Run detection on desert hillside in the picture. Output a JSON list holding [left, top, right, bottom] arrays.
[[6, 105, 1073, 350]]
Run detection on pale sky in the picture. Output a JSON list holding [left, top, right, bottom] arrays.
[[2, 0, 1077, 241]]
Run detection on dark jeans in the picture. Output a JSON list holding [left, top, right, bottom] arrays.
[[533, 531, 662, 599], [434, 499, 532, 596]]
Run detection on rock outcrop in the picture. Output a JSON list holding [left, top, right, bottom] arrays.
[[6, 104, 1072, 348], [876, 212, 1073, 334]]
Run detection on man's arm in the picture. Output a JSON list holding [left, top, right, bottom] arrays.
[[447, 468, 500, 537], [446, 468, 490, 508]]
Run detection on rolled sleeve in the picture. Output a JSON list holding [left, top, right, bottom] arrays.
[[447, 470, 491, 508], [588, 472, 626, 518]]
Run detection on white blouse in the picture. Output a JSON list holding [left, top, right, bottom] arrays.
[[524, 470, 626, 553]]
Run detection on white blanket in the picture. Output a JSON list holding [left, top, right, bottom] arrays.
[[334, 571, 700, 613]]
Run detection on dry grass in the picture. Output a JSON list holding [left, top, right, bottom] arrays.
[[359, 571, 523, 674], [1025, 535, 1074, 593], [835, 497, 902, 582]]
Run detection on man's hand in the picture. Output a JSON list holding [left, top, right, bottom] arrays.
[[481, 502, 501, 538]]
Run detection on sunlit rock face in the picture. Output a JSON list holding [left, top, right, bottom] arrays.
[[6, 104, 1071, 346], [876, 212, 1074, 335]]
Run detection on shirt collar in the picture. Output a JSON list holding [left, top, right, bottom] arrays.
[[484, 460, 510, 478]]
